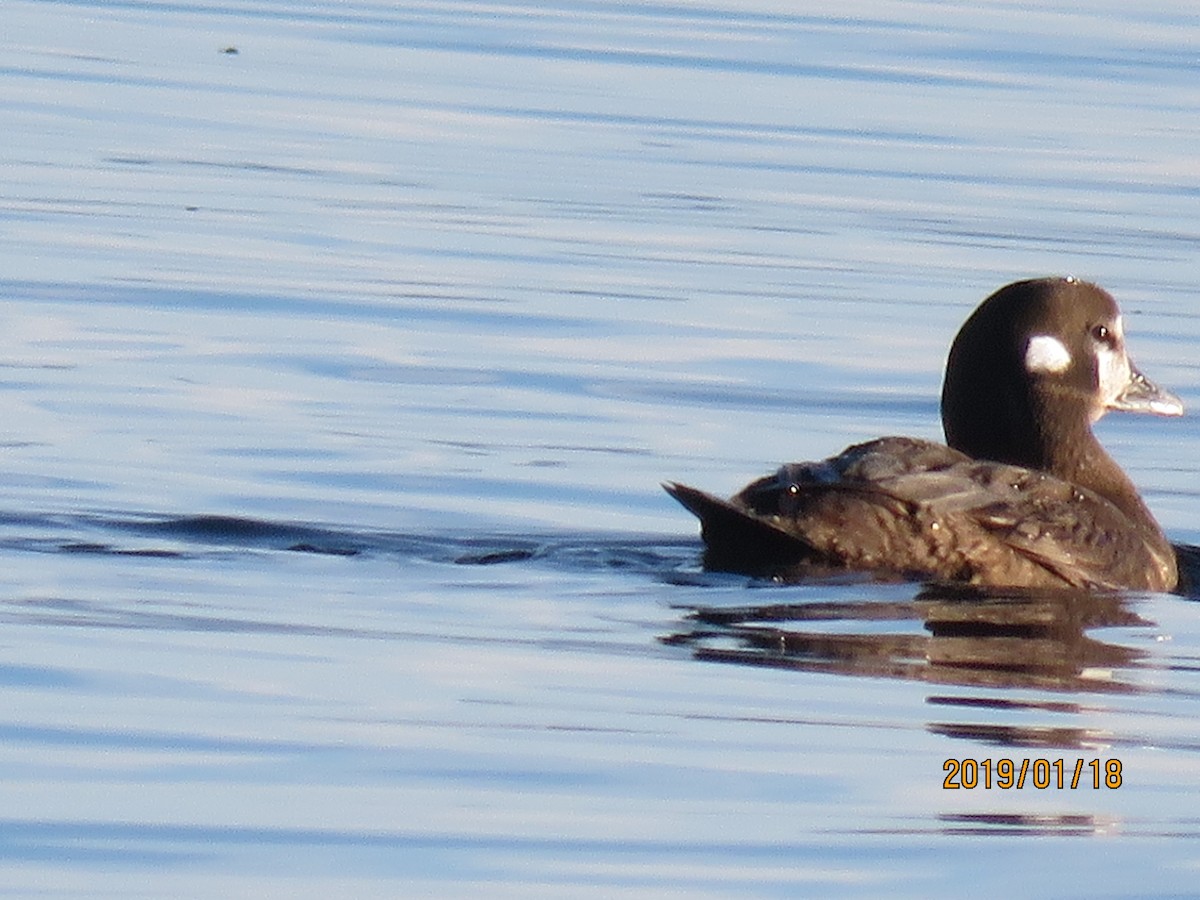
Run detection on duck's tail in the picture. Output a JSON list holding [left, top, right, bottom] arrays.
[[663, 482, 814, 573]]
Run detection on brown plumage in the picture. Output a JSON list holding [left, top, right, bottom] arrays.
[[665, 278, 1182, 591]]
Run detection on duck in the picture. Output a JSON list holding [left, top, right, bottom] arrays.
[[664, 277, 1183, 592]]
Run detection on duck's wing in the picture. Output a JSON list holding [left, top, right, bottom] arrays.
[[826, 458, 1175, 592], [665, 438, 969, 577], [965, 475, 1177, 592]]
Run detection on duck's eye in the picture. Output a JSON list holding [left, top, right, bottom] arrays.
[[1092, 324, 1115, 346]]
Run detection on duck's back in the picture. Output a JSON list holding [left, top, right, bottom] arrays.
[[666, 437, 1176, 591]]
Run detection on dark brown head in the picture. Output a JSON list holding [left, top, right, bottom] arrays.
[[940, 277, 1182, 474]]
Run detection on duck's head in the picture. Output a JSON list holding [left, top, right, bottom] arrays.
[[940, 277, 1182, 473]]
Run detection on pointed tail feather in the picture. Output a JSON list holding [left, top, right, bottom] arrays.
[[663, 482, 814, 572]]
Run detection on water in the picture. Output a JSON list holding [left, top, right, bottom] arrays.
[[4, 1, 1200, 896]]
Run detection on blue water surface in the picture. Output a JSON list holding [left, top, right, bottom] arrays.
[[3, 1, 1200, 896]]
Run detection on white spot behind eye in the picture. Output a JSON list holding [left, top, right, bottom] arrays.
[[1025, 334, 1072, 374]]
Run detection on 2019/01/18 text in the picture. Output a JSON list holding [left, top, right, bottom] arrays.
[[942, 758, 1122, 790]]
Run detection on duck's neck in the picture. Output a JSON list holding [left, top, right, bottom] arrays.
[[1033, 401, 1159, 530], [1038, 411, 1177, 592], [944, 375, 1165, 533]]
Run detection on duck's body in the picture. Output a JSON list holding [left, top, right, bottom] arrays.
[[666, 435, 1176, 591], [665, 278, 1182, 591]]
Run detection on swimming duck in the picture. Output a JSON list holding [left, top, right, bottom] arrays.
[[664, 277, 1183, 591]]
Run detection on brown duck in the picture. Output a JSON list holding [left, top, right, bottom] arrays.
[[665, 278, 1183, 591]]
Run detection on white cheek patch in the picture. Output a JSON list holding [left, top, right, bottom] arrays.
[[1025, 334, 1073, 374], [1096, 341, 1133, 408]]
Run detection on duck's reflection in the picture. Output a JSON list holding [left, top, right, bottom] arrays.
[[937, 812, 1118, 835], [663, 582, 1151, 696], [663, 558, 1200, 834]]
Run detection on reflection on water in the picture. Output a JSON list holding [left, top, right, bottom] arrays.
[[666, 583, 1151, 696], [938, 812, 1118, 836]]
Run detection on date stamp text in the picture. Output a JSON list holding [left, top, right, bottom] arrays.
[[942, 758, 1123, 790]]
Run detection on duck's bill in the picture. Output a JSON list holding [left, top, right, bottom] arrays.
[[1110, 367, 1184, 417]]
